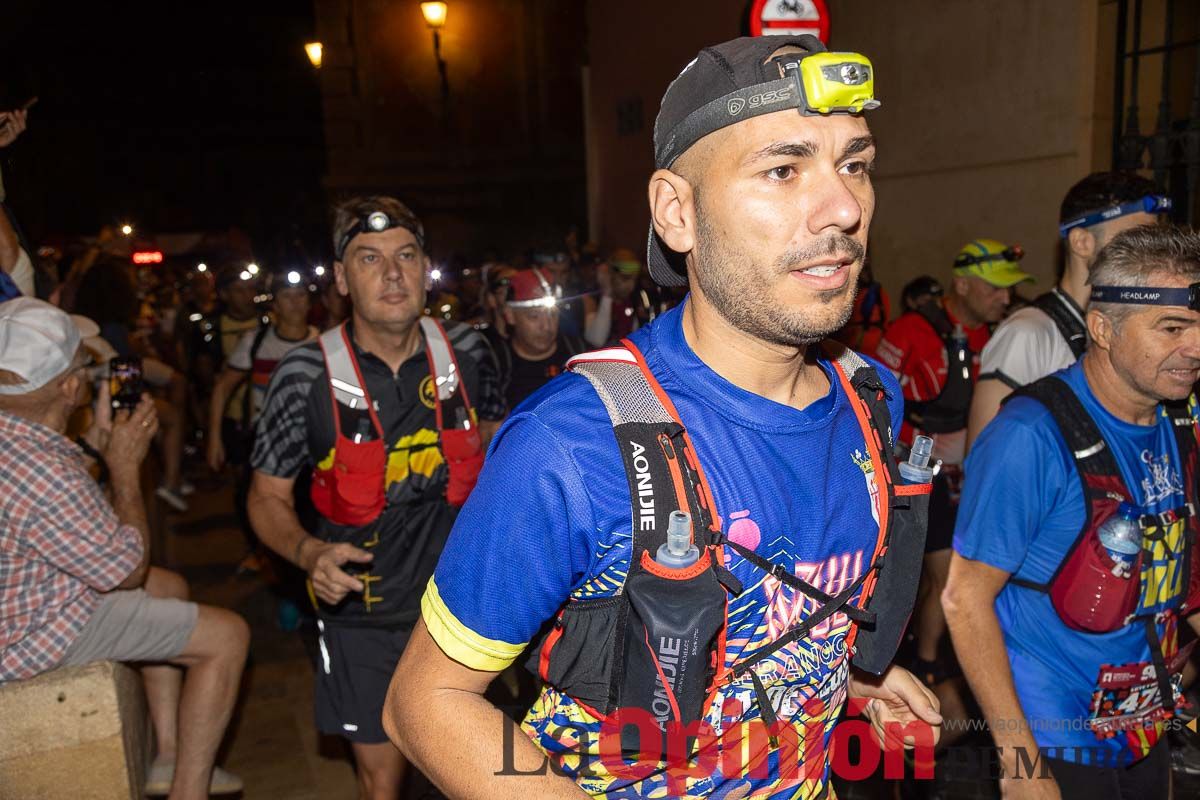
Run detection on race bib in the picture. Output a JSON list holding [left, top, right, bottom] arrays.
[[1087, 640, 1193, 738]]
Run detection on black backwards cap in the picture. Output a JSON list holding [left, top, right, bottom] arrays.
[[648, 34, 878, 286]]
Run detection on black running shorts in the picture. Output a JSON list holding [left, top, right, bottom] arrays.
[[314, 621, 413, 744]]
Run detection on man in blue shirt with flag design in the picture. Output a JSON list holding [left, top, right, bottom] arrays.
[[385, 34, 941, 799], [946, 224, 1200, 799]]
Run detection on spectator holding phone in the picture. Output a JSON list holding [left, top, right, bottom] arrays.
[[74, 258, 191, 510], [0, 103, 35, 300], [0, 298, 249, 799]]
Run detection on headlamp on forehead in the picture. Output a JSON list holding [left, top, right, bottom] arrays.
[[654, 48, 880, 169], [335, 210, 425, 261], [954, 245, 1024, 270], [1090, 282, 1200, 312], [1059, 195, 1172, 238], [772, 51, 880, 116], [506, 268, 562, 310]]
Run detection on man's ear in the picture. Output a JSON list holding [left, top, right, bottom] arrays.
[[333, 260, 350, 297], [950, 275, 970, 299], [1067, 226, 1097, 264], [648, 169, 696, 258], [1086, 308, 1114, 353], [60, 372, 83, 406], [502, 306, 515, 327]]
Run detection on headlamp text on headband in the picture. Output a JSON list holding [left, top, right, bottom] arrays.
[[1059, 195, 1172, 238], [1090, 282, 1200, 312]]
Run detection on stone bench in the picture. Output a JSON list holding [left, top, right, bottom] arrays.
[[0, 661, 149, 800]]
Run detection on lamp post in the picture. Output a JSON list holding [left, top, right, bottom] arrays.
[[421, 2, 450, 118], [305, 42, 323, 69]]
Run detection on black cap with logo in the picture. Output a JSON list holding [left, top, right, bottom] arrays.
[[647, 34, 879, 286]]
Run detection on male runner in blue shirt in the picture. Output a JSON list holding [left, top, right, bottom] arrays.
[[386, 35, 941, 799]]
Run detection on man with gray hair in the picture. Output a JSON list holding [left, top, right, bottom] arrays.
[[0, 298, 249, 799], [946, 225, 1200, 798]]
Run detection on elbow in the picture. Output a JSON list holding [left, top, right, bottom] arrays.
[[940, 575, 966, 624], [382, 662, 418, 756], [118, 556, 150, 590]]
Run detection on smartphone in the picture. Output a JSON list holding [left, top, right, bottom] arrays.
[[109, 357, 144, 411]]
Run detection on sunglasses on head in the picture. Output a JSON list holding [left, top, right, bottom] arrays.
[[954, 245, 1024, 270]]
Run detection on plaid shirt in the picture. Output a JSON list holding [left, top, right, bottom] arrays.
[[0, 410, 142, 681]]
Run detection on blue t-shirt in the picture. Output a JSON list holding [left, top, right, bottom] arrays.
[[954, 361, 1191, 764], [422, 301, 904, 798]]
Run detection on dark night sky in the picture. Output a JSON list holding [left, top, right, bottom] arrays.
[[1, 0, 326, 262]]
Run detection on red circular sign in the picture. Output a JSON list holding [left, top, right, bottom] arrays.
[[749, 0, 830, 44]]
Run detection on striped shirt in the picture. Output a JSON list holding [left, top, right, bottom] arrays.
[[251, 319, 505, 625], [0, 411, 143, 682]]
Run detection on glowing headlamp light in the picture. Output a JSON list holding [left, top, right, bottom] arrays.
[[1059, 195, 1172, 237], [1091, 282, 1200, 312], [506, 268, 562, 310], [335, 210, 426, 261]]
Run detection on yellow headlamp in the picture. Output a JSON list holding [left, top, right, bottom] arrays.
[[773, 51, 879, 115]]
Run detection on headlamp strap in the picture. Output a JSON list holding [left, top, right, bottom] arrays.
[[335, 212, 425, 261], [1090, 283, 1200, 311], [1059, 195, 1173, 238]]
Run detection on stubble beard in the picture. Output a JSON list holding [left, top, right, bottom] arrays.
[[690, 206, 864, 348]]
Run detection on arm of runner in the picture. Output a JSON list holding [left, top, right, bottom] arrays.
[[967, 313, 1063, 452], [384, 620, 589, 800], [945, 404, 1066, 799], [943, 556, 1059, 799], [248, 471, 372, 604], [206, 367, 247, 471], [965, 378, 1012, 453], [387, 401, 597, 796]]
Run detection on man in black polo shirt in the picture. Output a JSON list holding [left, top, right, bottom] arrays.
[[248, 195, 505, 799]]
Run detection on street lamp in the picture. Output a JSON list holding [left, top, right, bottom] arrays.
[[420, 2, 450, 120], [305, 42, 323, 69], [421, 2, 448, 29], [120, 223, 133, 236]]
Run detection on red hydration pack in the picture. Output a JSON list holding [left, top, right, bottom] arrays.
[[310, 318, 484, 527], [1008, 376, 1200, 715]]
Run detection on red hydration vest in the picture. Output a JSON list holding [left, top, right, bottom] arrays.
[[310, 317, 485, 528], [1008, 376, 1200, 718]]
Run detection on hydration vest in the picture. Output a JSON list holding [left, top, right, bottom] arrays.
[[1030, 288, 1087, 361], [534, 339, 930, 747], [310, 317, 484, 529], [1008, 376, 1200, 716], [902, 303, 975, 434]]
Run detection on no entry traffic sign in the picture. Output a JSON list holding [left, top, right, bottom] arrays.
[[749, 0, 830, 43]]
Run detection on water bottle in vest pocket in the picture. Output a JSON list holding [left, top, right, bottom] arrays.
[[620, 551, 725, 746], [1049, 499, 1144, 633]]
